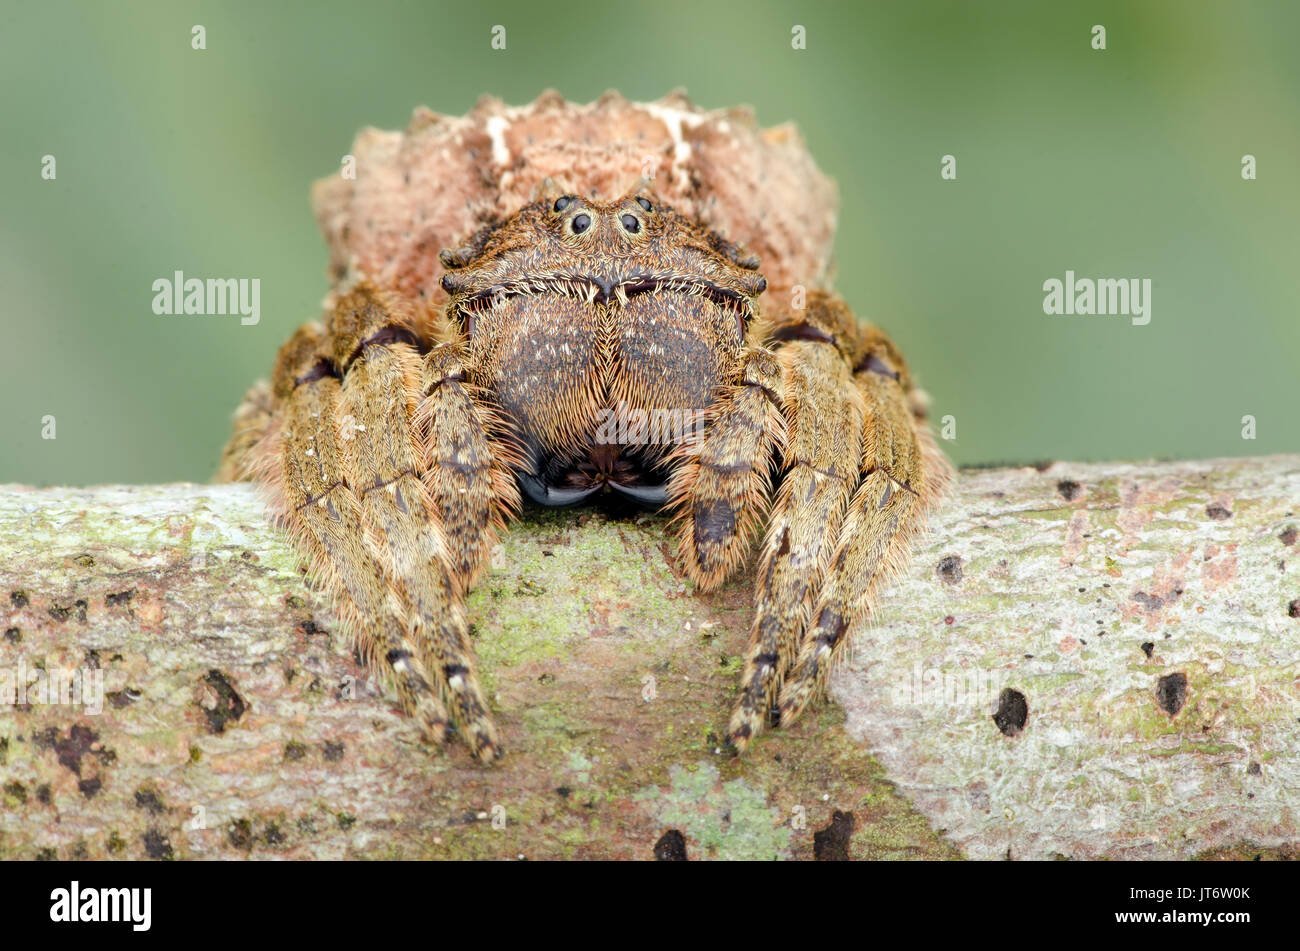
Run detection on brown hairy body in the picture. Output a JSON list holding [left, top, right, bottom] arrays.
[[220, 92, 951, 762]]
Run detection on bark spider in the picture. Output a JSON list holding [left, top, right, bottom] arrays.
[[219, 92, 951, 762]]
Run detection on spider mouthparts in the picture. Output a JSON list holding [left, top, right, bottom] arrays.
[[605, 480, 668, 506], [519, 444, 671, 509], [517, 473, 599, 507]]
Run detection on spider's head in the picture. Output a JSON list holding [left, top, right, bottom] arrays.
[[439, 188, 767, 341], [438, 188, 770, 493]]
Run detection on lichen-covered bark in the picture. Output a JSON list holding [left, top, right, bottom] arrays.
[[0, 456, 1297, 860], [836, 456, 1300, 859]]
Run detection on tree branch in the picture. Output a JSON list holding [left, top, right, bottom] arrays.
[[1, 455, 1297, 860]]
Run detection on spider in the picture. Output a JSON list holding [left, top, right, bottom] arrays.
[[219, 92, 951, 763]]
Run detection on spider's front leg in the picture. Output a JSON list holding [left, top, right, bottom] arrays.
[[327, 284, 511, 761], [772, 296, 950, 732], [679, 292, 949, 751], [260, 323, 453, 745], [669, 347, 787, 589]]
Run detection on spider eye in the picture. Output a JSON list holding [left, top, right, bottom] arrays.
[[553, 196, 574, 212], [620, 214, 640, 234], [636, 197, 652, 212], [571, 213, 591, 235]]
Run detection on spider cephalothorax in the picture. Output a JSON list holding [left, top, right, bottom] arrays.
[[220, 92, 951, 763], [439, 188, 767, 507]]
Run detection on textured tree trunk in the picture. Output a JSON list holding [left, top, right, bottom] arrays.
[[1, 455, 1297, 861]]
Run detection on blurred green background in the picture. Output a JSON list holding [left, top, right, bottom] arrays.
[[1, 0, 1296, 485]]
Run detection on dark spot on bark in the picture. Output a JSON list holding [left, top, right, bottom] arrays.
[[106, 832, 126, 854], [1156, 672, 1189, 715], [53, 599, 88, 623], [1030, 460, 1054, 472], [1288, 599, 1300, 619], [936, 555, 963, 584], [322, 740, 345, 762], [814, 810, 855, 861], [297, 619, 324, 637], [1206, 503, 1232, 520], [1132, 591, 1164, 611], [653, 829, 688, 861], [694, 499, 736, 546], [296, 816, 316, 836], [10, 591, 29, 609], [1141, 641, 1155, 658], [106, 588, 135, 607], [4, 628, 18, 644], [73, 553, 94, 567], [283, 741, 309, 762], [1281, 527, 1298, 547], [264, 823, 286, 846], [1247, 761, 1262, 776], [1057, 480, 1082, 501], [107, 688, 141, 709], [336, 812, 356, 830], [201, 669, 246, 733], [36, 724, 113, 777], [134, 788, 165, 815], [228, 818, 255, 851], [70, 840, 88, 860], [4, 780, 27, 804], [36, 784, 50, 805], [142, 828, 174, 860], [35, 848, 56, 861], [83, 649, 100, 670], [78, 777, 102, 798], [993, 688, 1029, 736], [556, 786, 571, 799]]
